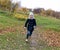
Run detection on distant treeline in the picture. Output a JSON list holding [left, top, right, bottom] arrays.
[[33, 8, 60, 19]]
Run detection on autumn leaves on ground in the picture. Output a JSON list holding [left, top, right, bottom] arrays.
[[0, 13, 60, 50]]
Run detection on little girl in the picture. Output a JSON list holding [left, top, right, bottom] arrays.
[[24, 12, 36, 42]]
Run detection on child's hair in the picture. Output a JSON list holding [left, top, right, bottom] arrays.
[[28, 12, 35, 19]]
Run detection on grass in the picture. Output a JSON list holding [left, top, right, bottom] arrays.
[[0, 13, 60, 50], [0, 32, 30, 50], [0, 13, 31, 50], [0, 13, 24, 29], [36, 15, 60, 31]]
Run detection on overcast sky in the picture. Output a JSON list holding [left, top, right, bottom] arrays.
[[12, 0, 60, 11]]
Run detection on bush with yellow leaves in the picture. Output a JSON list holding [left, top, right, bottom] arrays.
[[13, 13, 28, 19]]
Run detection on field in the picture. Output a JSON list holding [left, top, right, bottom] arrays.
[[0, 13, 60, 50]]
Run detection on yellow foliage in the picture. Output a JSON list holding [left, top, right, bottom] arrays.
[[13, 13, 28, 19]]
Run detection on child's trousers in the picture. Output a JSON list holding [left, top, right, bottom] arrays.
[[26, 30, 33, 39]]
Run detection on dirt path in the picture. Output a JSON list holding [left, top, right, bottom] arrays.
[[28, 26, 50, 50], [29, 27, 44, 50], [30, 32, 39, 50]]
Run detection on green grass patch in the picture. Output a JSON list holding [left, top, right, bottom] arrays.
[[36, 15, 60, 31]]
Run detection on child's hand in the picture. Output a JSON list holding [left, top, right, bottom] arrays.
[[34, 26, 36, 29], [24, 27, 26, 31]]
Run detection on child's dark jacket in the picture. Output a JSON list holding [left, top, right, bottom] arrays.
[[24, 19, 36, 31]]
